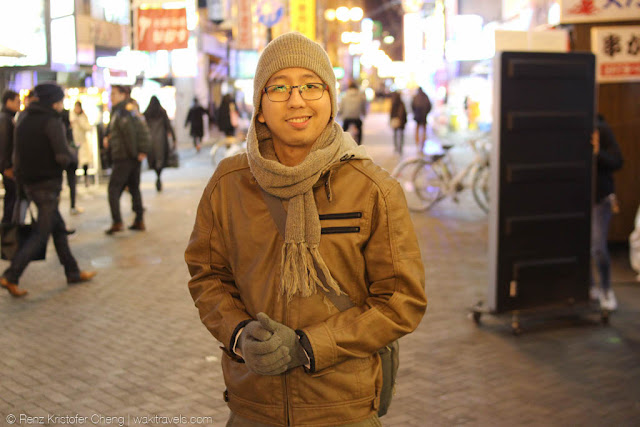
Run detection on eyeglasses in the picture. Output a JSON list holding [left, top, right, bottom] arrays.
[[263, 83, 328, 102]]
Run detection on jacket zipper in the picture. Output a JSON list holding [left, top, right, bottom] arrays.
[[321, 226, 360, 234], [319, 212, 362, 220]]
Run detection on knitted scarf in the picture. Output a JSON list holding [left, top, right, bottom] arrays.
[[247, 119, 369, 300]]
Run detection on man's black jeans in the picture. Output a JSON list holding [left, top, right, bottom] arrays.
[[108, 159, 143, 224], [2, 180, 80, 284]]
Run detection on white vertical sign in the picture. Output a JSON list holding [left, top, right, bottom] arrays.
[[591, 26, 640, 83]]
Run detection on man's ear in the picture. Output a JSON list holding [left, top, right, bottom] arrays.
[[257, 112, 266, 123]]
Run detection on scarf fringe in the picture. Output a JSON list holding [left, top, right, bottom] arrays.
[[280, 242, 342, 300]]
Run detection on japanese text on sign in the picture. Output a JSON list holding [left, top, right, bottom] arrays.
[[137, 8, 188, 51], [235, 0, 253, 50], [560, 0, 640, 23], [591, 26, 640, 82]]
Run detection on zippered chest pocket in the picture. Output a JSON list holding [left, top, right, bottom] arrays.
[[320, 212, 362, 234]]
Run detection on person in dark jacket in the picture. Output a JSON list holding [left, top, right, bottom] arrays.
[[184, 97, 208, 152], [144, 96, 175, 192], [104, 85, 151, 235], [389, 91, 408, 155], [216, 94, 237, 137], [0, 90, 21, 223], [590, 114, 623, 311], [0, 83, 96, 298], [411, 87, 431, 155]]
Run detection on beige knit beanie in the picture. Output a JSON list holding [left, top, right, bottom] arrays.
[[253, 32, 338, 118]]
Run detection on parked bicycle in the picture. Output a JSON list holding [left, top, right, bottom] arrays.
[[392, 133, 491, 213]]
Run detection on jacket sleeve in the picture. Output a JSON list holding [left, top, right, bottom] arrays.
[[0, 115, 12, 172], [134, 115, 151, 155], [164, 113, 176, 141], [301, 179, 427, 372], [597, 120, 623, 172], [46, 117, 75, 168], [185, 177, 252, 350], [79, 114, 93, 132]]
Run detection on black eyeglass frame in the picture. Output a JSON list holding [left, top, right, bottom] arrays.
[[263, 83, 329, 102]]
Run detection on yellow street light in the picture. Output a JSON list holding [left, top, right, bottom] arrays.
[[324, 9, 336, 21], [336, 6, 350, 22], [349, 7, 364, 22]]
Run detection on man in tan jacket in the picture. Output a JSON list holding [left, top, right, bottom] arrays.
[[185, 32, 427, 427]]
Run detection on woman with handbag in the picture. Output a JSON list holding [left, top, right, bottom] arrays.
[[389, 91, 407, 155], [144, 96, 176, 192]]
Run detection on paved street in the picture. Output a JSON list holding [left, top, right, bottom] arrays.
[[1, 112, 639, 427]]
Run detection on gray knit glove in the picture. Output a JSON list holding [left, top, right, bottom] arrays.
[[238, 320, 291, 376], [257, 312, 308, 371]]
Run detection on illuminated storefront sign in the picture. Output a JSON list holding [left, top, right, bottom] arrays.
[[51, 1, 77, 68], [51, 15, 78, 66], [591, 26, 640, 83], [0, 0, 47, 67], [560, 0, 640, 24], [137, 8, 189, 51], [290, 0, 316, 41]]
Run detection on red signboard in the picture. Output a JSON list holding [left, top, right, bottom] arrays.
[[137, 8, 188, 52]]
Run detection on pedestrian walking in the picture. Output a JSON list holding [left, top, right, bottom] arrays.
[[185, 32, 427, 426], [216, 94, 238, 137], [0, 89, 20, 224], [61, 108, 83, 215], [143, 95, 175, 192], [389, 91, 408, 155], [339, 81, 367, 144], [70, 100, 95, 187], [0, 83, 96, 297], [411, 87, 431, 154], [590, 114, 623, 311], [185, 97, 208, 152], [103, 85, 150, 235]]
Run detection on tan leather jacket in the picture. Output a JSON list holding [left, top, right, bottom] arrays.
[[186, 154, 427, 426]]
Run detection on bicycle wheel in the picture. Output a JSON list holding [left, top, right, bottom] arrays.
[[393, 158, 443, 212], [472, 164, 490, 213], [414, 160, 447, 210]]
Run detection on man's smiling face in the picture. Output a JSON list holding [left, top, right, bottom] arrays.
[[257, 67, 331, 153]]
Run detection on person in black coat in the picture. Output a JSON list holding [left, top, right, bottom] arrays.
[[216, 94, 237, 137], [590, 114, 623, 311], [144, 96, 175, 192], [411, 87, 431, 154], [0, 83, 96, 298], [184, 97, 208, 152], [389, 91, 408, 155], [0, 90, 21, 224]]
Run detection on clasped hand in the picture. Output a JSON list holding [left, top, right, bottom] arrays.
[[238, 312, 307, 376]]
